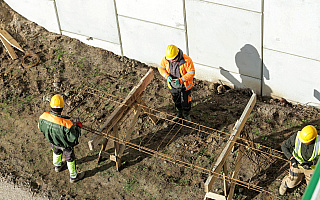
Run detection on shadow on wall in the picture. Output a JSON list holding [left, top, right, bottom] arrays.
[[315, 89, 320, 101], [220, 44, 272, 96]]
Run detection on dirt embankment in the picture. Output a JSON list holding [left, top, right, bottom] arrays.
[[1, 1, 320, 200]]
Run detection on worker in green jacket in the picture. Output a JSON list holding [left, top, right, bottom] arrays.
[[279, 125, 320, 195], [38, 94, 85, 183]]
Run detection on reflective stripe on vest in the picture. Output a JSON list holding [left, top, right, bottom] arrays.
[[292, 132, 320, 169]]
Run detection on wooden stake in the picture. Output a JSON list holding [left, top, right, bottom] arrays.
[[118, 104, 142, 158], [0, 35, 17, 60], [205, 92, 256, 193], [97, 138, 108, 164], [223, 162, 228, 197], [227, 145, 245, 200], [88, 69, 154, 150], [0, 30, 24, 52]]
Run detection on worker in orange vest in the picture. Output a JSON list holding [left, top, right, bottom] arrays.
[[158, 45, 195, 122], [279, 125, 320, 195]]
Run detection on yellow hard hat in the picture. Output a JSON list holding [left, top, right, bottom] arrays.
[[165, 45, 179, 60], [50, 94, 64, 108], [299, 125, 317, 143]]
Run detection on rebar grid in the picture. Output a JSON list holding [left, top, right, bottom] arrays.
[[82, 125, 271, 195], [65, 86, 287, 195]]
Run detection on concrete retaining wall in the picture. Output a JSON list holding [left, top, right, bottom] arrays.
[[4, 0, 320, 107]]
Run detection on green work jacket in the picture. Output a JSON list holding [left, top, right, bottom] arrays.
[[38, 111, 81, 148]]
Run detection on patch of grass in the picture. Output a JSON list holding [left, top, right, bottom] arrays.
[[124, 178, 138, 193], [252, 126, 260, 135], [73, 56, 87, 68], [265, 119, 273, 123], [26, 95, 34, 102], [247, 112, 256, 123], [178, 178, 189, 186], [11, 68, 22, 76], [198, 147, 207, 156], [284, 120, 297, 129]]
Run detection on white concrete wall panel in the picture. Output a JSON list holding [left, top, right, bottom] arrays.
[[55, 0, 119, 44], [264, 0, 320, 61], [62, 31, 122, 56], [118, 16, 186, 65], [186, 0, 262, 82], [263, 49, 320, 107], [4, 0, 60, 33], [116, 0, 185, 29], [203, 0, 262, 12], [195, 63, 261, 94]]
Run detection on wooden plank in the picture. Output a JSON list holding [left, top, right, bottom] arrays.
[[97, 138, 108, 163], [114, 124, 120, 157], [110, 155, 117, 162], [223, 163, 228, 197], [227, 145, 245, 200], [118, 105, 142, 157], [204, 192, 226, 200], [204, 92, 256, 193], [113, 124, 121, 170], [0, 30, 24, 52], [0, 35, 17, 59], [88, 68, 154, 150]]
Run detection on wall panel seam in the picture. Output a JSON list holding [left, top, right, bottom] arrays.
[[53, 0, 62, 34], [261, 0, 264, 95], [194, 62, 262, 80], [264, 47, 320, 63], [61, 30, 120, 45], [197, 0, 262, 14], [114, 0, 123, 56], [183, 0, 189, 55], [118, 15, 185, 31]]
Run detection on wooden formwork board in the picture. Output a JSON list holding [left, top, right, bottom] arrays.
[[204, 92, 256, 199], [0, 34, 17, 60], [88, 68, 155, 150], [0, 30, 24, 52]]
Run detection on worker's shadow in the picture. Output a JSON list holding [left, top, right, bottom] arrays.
[[314, 89, 320, 103], [220, 44, 272, 96]]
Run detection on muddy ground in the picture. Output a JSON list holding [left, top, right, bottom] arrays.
[[1, 1, 320, 200]]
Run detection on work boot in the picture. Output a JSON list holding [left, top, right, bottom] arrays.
[[54, 162, 66, 172], [70, 171, 85, 183], [172, 110, 183, 122], [279, 179, 287, 195], [183, 111, 192, 123]]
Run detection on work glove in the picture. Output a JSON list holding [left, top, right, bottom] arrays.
[[302, 161, 312, 169], [290, 157, 298, 168], [302, 161, 315, 169], [76, 121, 83, 128], [167, 76, 173, 83], [174, 78, 181, 85]]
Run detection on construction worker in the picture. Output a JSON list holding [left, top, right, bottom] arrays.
[[158, 44, 195, 122], [279, 125, 319, 195], [38, 94, 85, 183]]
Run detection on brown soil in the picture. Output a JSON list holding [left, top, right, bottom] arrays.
[[1, 1, 320, 200]]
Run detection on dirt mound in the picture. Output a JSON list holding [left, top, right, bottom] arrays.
[[1, 1, 320, 199]]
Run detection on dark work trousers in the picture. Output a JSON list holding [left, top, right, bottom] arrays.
[[170, 88, 191, 112], [51, 143, 75, 162]]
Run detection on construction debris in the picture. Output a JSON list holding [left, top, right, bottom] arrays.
[[21, 52, 40, 68], [0, 29, 24, 59]]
